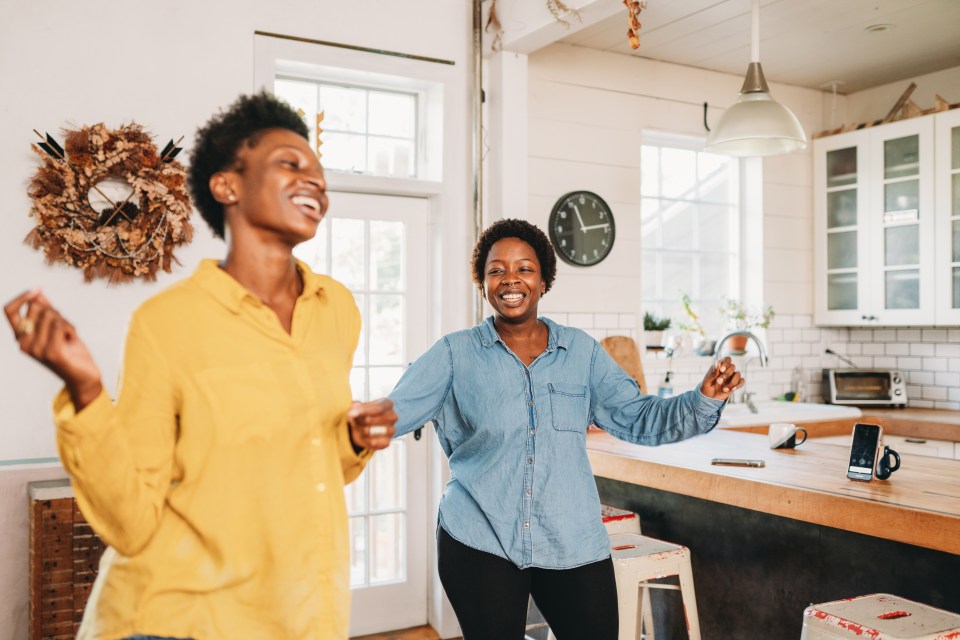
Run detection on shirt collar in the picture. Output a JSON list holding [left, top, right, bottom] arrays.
[[479, 315, 568, 351], [192, 258, 325, 314]]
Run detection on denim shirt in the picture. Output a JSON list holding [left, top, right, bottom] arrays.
[[389, 316, 725, 570]]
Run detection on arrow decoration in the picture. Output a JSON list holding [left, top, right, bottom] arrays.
[[33, 130, 66, 161], [160, 136, 184, 163]]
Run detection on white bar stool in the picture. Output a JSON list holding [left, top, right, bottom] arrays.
[[801, 593, 960, 639], [609, 532, 701, 640]]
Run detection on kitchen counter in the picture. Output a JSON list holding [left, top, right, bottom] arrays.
[[586, 428, 960, 554]]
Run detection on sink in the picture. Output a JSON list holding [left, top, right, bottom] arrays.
[[718, 401, 861, 428]]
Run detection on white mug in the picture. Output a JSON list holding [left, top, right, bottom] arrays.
[[769, 422, 808, 449]]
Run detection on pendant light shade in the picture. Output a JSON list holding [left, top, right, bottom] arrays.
[[704, 1, 807, 157]]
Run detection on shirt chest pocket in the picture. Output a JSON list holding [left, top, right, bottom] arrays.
[[193, 363, 296, 446], [548, 382, 588, 433]]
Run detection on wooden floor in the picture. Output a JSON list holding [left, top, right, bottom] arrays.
[[351, 625, 455, 640]]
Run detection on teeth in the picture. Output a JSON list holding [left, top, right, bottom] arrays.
[[291, 195, 319, 211], [502, 293, 524, 301]]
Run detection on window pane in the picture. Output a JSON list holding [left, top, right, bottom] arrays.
[[954, 220, 960, 263], [952, 126, 960, 170], [369, 294, 403, 365], [885, 269, 919, 309], [698, 154, 733, 204], [370, 220, 404, 291], [641, 253, 657, 300], [827, 147, 857, 187], [345, 472, 367, 514], [954, 267, 960, 309], [352, 293, 366, 367], [662, 201, 694, 250], [294, 218, 329, 273], [370, 367, 404, 399], [350, 366, 367, 400], [661, 148, 697, 198], [323, 132, 367, 173], [827, 230, 857, 269], [319, 85, 367, 133], [274, 79, 317, 144], [370, 441, 406, 511], [331, 218, 365, 290], [699, 204, 731, 252], [640, 198, 661, 248], [884, 224, 919, 266], [369, 137, 415, 178], [827, 273, 857, 310], [699, 254, 729, 302], [953, 173, 960, 218], [370, 513, 405, 584], [662, 254, 694, 299], [369, 91, 415, 137], [349, 516, 367, 587], [827, 189, 857, 228]]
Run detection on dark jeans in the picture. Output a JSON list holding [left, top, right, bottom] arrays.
[[437, 525, 619, 640]]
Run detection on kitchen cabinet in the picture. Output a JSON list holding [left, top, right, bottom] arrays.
[[814, 115, 943, 325], [935, 108, 960, 324]]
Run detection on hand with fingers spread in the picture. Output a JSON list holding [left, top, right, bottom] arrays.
[[699, 356, 745, 401], [347, 398, 397, 451], [4, 289, 103, 409]]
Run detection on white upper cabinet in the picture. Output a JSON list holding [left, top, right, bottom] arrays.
[[935, 109, 960, 325], [815, 114, 947, 326]]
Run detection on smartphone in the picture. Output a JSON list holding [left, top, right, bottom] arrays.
[[711, 458, 765, 468], [847, 423, 883, 481]]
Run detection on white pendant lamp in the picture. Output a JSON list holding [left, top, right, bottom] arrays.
[[704, 0, 807, 156]]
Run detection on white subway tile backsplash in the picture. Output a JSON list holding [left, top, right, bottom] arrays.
[[873, 357, 896, 368], [793, 316, 812, 328], [950, 387, 960, 402], [595, 313, 620, 329], [922, 329, 948, 342], [950, 329, 960, 342], [922, 358, 948, 371], [936, 343, 960, 358], [584, 328, 608, 340], [935, 372, 960, 387], [908, 371, 934, 385], [549, 312, 569, 325], [923, 386, 948, 401], [802, 356, 822, 368], [911, 399, 935, 408], [898, 357, 922, 369], [873, 329, 896, 341], [934, 401, 960, 411], [618, 313, 636, 329], [568, 313, 593, 328], [845, 343, 862, 355], [793, 343, 812, 356], [801, 329, 820, 342], [850, 329, 873, 341], [885, 343, 910, 356], [906, 385, 923, 398], [783, 329, 803, 342], [910, 343, 936, 356], [897, 329, 921, 342], [863, 343, 885, 356]]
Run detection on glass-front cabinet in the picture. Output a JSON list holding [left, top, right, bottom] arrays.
[[814, 116, 936, 325], [935, 108, 960, 324]]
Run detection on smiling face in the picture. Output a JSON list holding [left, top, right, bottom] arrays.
[[216, 128, 328, 245], [484, 237, 546, 323]]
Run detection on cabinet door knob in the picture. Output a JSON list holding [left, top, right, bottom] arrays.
[[861, 314, 877, 321]]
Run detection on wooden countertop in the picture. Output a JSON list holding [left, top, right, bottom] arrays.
[[721, 407, 960, 442], [587, 429, 960, 555]]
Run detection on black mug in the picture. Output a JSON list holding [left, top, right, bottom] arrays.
[[875, 446, 901, 480]]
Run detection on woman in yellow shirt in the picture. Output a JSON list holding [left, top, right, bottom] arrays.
[[4, 92, 396, 640]]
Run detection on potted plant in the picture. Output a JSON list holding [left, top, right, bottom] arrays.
[[719, 297, 775, 352], [642, 311, 671, 351]]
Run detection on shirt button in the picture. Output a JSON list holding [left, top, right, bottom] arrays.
[[528, 401, 535, 407], [530, 429, 536, 436], [528, 457, 534, 464], [311, 438, 321, 446], [523, 522, 530, 529], [526, 490, 532, 497], [315, 483, 326, 493]]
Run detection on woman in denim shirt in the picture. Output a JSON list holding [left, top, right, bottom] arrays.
[[389, 219, 742, 640]]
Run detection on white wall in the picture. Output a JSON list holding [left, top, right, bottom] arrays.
[[0, 2, 471, 638], [525, 43, 827, 328]]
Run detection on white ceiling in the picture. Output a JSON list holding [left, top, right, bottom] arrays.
[[555, 0, 960, 94]]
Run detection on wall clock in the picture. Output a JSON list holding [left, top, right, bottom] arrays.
[[548, 190, 615, 266]]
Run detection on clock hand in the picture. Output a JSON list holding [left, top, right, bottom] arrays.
[[582, 223, 611, 231], [573, 205, 586, 232]]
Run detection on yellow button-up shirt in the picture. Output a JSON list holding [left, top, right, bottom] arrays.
[[54, 259, 371, 640]]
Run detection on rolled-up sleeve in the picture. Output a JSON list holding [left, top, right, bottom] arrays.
[[389, 337, 454, 437], [588, 342, 724, 445]]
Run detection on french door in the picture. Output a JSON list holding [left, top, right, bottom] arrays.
[[294, 190, 430, 636]]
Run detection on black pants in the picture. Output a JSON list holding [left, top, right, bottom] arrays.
[[438, 526, 619, 640]]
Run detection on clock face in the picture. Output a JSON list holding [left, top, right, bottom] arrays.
[[548, 191, 616, 266]]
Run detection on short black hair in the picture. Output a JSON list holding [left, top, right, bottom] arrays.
[[471, 218, 557, 294], [188, 91, 310, 239]]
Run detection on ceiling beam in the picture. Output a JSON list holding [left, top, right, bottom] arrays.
[[482, 0, 626, 55]]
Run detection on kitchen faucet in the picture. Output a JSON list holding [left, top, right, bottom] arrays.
[[713, 330, 768, 409]]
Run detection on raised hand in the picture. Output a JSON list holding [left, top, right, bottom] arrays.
[[4, 289, 103, 409], [699, 356, 744, 401], [347, 398, 397, 451]]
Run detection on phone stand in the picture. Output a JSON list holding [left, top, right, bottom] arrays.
[[875, 446, 901, 480]]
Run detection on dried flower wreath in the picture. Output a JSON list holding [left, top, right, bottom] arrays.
[[26, 123, 193, 283]]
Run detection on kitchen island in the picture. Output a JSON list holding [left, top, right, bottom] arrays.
[[588, 428, 960, 637]]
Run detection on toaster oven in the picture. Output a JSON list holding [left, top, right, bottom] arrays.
[[821, 369, 907, 406]]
